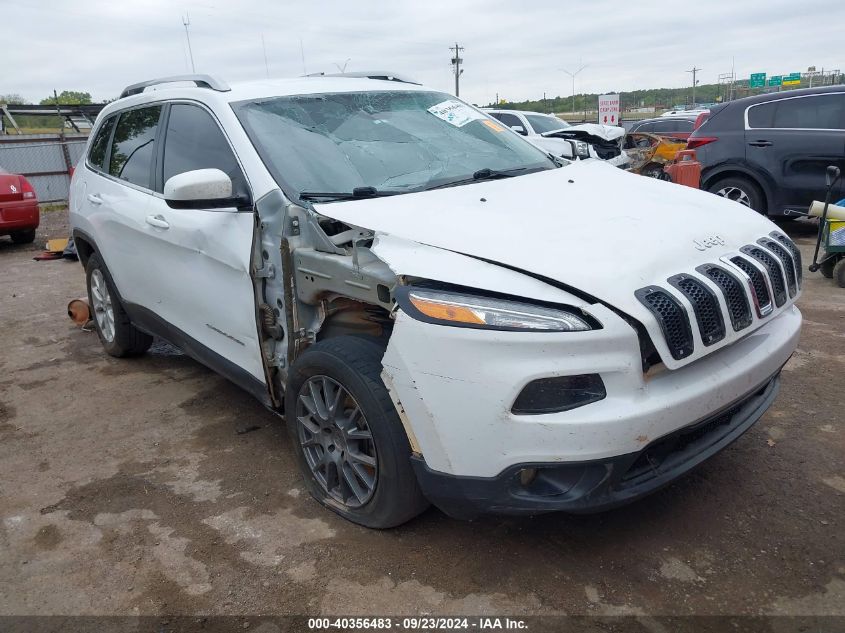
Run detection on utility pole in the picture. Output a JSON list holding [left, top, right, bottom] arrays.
[[182, 14, 195, 73], [450, 43, 464, 97], [687, 66, 702, 107], [561, 62, 587, 116]]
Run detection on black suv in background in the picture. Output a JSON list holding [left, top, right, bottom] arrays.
[[688, 86, 845, 216]]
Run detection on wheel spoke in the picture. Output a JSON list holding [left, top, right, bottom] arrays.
[[348, 459, 376, 490], [346, 448, 376, 468], [341, 463, 369, 504], [297, 414, 321, 436], [327, 378, 344, 416], [308, 380, 329, 420], [324, 457, 340, 493]]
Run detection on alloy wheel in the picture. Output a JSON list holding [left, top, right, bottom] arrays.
[[715, 185, 751, 208], [296, 375, 378, 507], [90, 269, 115, 342]]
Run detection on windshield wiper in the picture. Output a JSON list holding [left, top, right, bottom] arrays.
[[299, 186, 401, 202], [424, 167, 532, 191]]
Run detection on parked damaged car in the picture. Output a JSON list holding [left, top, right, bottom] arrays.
[[624, 132, 687, 178], [483, 109, 629, 167], [70, 74, 802, 527]]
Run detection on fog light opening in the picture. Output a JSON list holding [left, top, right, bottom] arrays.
[[519, 468, 538, 487]]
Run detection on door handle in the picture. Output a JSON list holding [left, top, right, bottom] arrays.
[[86, 193, 103, 205], [145, 214, 170, 229], [748, 140, 773, 147]]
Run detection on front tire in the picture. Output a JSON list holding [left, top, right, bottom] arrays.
[[85, 253, 153, 357], [708, 176, 765, 214], [286, 336, 429, 528]]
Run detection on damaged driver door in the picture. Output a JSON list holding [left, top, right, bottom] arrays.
[[144, 102, 265, 392]]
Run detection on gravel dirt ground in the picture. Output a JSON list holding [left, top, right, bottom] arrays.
[[0, 208, 843, 623]]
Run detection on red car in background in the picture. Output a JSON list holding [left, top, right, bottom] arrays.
[[0, 168, 39, 244]]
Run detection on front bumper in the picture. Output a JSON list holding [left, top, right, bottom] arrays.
[[382, 304, 800, 479], [411, 373, 780, 519]]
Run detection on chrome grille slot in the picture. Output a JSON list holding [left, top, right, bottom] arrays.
[[668, 274, 725, 346], [771, 232, 802, 286], [695, 264, 752, 332], [741, 245, 787, 307], [635, 287, 694, 360], [759, 238, 797, 297], [729, 256, 772, 316]]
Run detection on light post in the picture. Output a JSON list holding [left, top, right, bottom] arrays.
[[561, 63, 587, 118]]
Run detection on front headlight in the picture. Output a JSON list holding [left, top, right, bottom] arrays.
[[397, 287, 593, 332], [574, 140, 591, 159]]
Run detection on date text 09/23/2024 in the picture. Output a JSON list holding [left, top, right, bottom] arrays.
[[307, 617, 528, 630]]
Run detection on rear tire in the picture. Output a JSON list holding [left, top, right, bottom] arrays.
[[286, 336, 429, 528], [708, 176, 765, 214], [834, 258, 845, 288], [85, 253, 153, 357], [10, 229, 36, 244]]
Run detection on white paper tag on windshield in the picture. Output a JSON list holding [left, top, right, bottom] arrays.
[[427, 100, 485, 127]]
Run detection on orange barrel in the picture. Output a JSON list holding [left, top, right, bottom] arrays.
[[663, 149, 702, 188]]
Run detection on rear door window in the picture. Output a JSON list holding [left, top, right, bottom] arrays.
[[87, 116, 116, 171], [161, 104, 246, 195], [108, 105, 163, 188]]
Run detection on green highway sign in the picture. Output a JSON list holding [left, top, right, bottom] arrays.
[[750, 73, 767, 88], [783, 72, 801, 86], [768, 75, 782, 86]]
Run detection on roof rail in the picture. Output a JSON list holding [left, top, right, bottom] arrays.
[[307, 71, 421, 85], [119, 74, 230, 99]]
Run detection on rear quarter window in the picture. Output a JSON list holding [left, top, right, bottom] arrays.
[[87, 116, 116, 171]]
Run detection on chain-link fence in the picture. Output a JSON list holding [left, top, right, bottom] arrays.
[[0, 133, 88, 203]]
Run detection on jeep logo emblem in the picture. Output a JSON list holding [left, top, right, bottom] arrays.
[[693, 235, 725, 251]]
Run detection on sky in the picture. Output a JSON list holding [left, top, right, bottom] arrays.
[[2, 0, 844, 106]]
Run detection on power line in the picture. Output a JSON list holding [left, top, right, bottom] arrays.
[[450, 43, 464, 97]]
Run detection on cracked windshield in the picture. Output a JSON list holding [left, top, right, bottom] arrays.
[[235, 90, 555, 198]]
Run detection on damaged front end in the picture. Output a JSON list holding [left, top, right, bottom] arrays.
[[542, 124, 629, 167]]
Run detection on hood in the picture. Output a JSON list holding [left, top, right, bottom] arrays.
[[543, 123, 625, 142], [315, 161, 788, 368]]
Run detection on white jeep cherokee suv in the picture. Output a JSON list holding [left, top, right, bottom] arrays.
[[70, 73, 802, 528]]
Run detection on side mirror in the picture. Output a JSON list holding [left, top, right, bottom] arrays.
[[510, 125, 527, 135], [164, 168, 248, 210], [826, 165, 841, 188]]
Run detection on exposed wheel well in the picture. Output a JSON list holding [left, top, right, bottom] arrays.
[[316, 298, 393, 346], [703, 170, 768, 212], [74, 234, 95, 268]]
